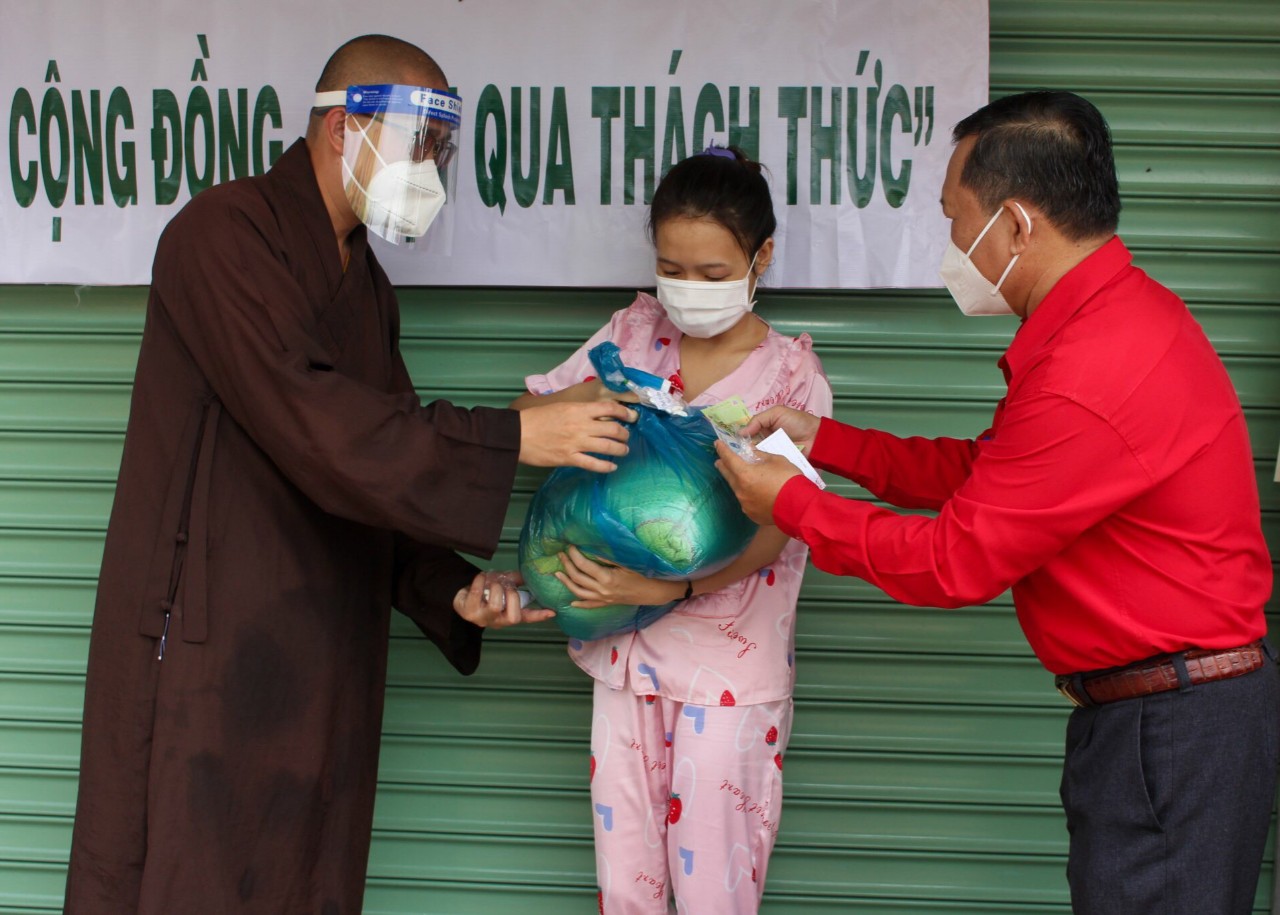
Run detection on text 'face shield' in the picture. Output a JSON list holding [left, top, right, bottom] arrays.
[[315, 84, 462, 247]]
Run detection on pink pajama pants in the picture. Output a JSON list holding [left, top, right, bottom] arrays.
[[588, 678, 792, 914]]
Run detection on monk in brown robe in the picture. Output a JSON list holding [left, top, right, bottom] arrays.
[[63, 35, 634, 914]]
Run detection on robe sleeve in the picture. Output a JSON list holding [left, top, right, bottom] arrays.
[[152, 195, 520, 558], [383, 339, 486, 672], [392, 535, 484, 675]]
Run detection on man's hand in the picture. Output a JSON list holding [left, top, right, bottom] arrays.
[[452, 570, 555, 629], [741, 406, 821, 454], [518, 401, 638, 473], [714, 440, 802, 525]]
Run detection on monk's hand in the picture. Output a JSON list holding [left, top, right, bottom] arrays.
[[741, 406, 821, 454], [452, 570, 555, 629], [714, 440, 801, 525], [554, 545, 684, 609], [518, 400, 638, 473]]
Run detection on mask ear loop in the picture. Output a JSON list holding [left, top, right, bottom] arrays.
[[341, 116, 395, 201], [991, 202, 1034, 294], [965, 208, 1005, 258], [745, 252, 760, 307]]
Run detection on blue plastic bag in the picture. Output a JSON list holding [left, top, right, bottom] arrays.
[[518, 342, 757, 641]]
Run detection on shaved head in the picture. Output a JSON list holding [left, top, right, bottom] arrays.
[[315, 34, 446, 92], [305, 34, 450, 230]]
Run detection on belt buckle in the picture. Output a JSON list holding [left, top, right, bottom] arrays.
[[1055, 675, 1088, 708]]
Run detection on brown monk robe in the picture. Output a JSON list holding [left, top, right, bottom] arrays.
[[65, 32, 637, 910], [62, 132, 520, 913]]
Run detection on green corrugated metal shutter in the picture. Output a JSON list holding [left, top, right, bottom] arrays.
[[1, 2, 1277, 911]]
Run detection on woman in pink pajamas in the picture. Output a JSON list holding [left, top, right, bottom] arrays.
[[512, 146, 832, 914]]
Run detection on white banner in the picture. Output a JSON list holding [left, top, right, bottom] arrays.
[[0, 0, 987, 287]]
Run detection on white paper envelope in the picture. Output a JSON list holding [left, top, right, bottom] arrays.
[[756, 429, 826, 490]]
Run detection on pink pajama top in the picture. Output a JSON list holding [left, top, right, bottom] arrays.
[[525, 292, 833, 706]]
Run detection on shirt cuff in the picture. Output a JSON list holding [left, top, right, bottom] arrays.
[[773, 474, 825, 539]]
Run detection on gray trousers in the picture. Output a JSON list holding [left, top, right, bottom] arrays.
[[1060, 657, 1279, 914]]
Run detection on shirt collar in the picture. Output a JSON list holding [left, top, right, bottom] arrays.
[[1000, 235, 1132, 382]]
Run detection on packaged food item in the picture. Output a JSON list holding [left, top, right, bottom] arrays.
[[518, 343, 757, 640]]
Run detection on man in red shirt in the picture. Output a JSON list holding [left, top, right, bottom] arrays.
[[716, 90, 1277, 913]]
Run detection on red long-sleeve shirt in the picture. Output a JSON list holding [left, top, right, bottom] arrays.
[[774, 237, 1271, 674]]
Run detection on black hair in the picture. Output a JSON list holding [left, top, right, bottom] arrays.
[[952, 90, 1120, 241], [646, 146, 776, 260]]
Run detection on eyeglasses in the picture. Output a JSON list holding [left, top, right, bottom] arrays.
[[408, 128, 457, 168], [374, 117, 457, 168]]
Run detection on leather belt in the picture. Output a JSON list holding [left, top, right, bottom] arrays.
[[1055, 641, 1267, 707]]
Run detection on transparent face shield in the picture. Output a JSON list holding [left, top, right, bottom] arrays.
[[313, 84, 462, 247]]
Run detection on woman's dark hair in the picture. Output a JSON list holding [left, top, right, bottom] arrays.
[[953, 90, 1121, 241], [647, 146, 776, 260]]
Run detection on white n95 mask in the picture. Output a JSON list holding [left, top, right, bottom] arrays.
[[343, 121, 447, 244], [939, 202, 1032, 316], [315, 84, 462, 246], [656, 257, 758, 338]]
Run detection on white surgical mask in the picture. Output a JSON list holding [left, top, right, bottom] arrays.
[[939, 202, 1032, 316], [656, 256, 758, 338], [343, 121, 447, 243]]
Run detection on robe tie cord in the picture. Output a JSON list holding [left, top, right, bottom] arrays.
[[1055, 640, 1268, 707]]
